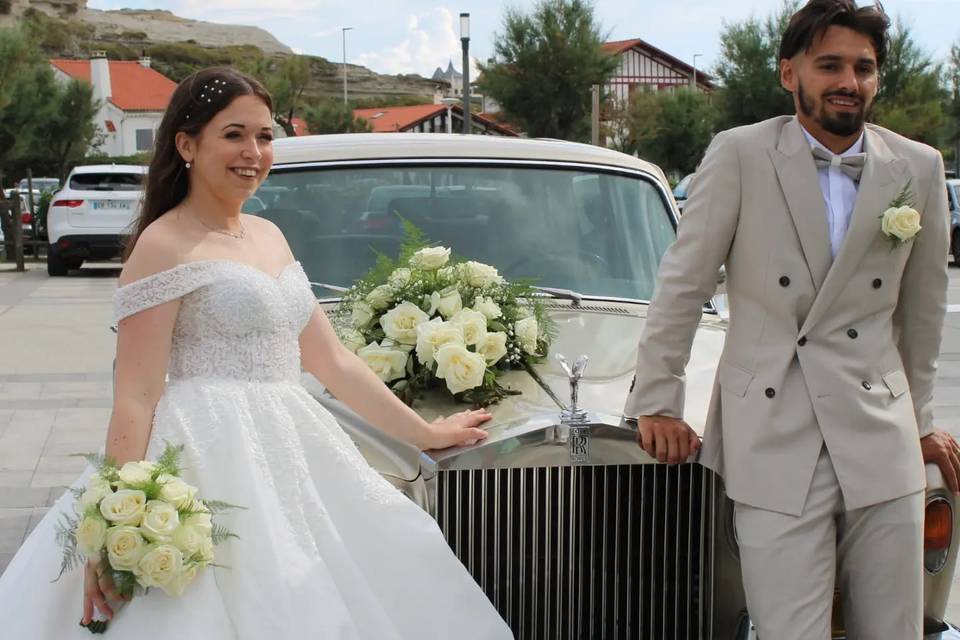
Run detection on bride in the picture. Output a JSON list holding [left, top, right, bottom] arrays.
[[0, 67, 512, 639]]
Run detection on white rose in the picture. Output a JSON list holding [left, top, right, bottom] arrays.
[[357, 341, 408, 383], [461, 261, 504, 288], [514, 316, 540, 355], [415, 318, 465, 366], [340, 328, 367, 354], [388, 268, 412, 288], [881, 205, 921, 242], [351, 301, 376, 328], [197, 536, 215, 563], [167, 562, 200, 597], [134, 544, 183, 595], [75, 515, 109, 558], [429, 289, 463, 319], [99, 489, 147, 526], [79, 475, 113, 512], [117, 461, 153, 486], [184, 511, 213, 535], [437, 266, 457, 280], [409, 246, 450, 270], [365, 285, 395, 310], [380, 301, 429, 345], [434, 344, 488, 394], [473, 296, 503, 320], [476, 332, 509, 365], [157, 474, 197, 510], [104, 525, 148, 571], [451, 309, 488, 346], [140, 500, 181, 542], [171, 523, 206, 556]]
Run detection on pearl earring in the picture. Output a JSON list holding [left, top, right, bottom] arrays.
[[185, 161, 191, 169]]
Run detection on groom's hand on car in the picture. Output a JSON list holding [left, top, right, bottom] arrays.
[[921, 429, 960, 495], [636, 415, 701, 465]]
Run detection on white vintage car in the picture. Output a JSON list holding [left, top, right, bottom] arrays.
[[260, 133, 960, 640]]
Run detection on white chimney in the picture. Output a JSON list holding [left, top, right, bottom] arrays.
[[90, 51, 112, 103], [138, 56, 152, 69]]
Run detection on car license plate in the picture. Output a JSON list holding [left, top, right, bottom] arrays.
[[92, 201, 130, 210]]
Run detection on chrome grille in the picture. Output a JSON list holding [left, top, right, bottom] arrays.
[[437, 464, 719, 639]]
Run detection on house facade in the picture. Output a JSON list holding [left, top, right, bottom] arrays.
[[602, 38, 714, 105], [50, 53, 177, 157]]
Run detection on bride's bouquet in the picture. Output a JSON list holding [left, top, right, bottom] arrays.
[[334, 223, 555, 407], [55, 443, 241, 633]]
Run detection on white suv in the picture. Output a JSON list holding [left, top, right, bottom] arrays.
[[46, 164, 146, 276]]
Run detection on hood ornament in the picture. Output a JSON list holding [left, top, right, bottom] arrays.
[[557, 353, 590, 463]]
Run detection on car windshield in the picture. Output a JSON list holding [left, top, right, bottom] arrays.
[[69, 172, 143, 191], [18, 178, 59, 193], [252, 164, 677, 300]]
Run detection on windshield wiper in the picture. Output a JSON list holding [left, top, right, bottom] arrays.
[[531, 286, 583, 306]]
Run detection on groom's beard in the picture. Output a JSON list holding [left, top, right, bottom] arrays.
[[797, 82, 869, 137]]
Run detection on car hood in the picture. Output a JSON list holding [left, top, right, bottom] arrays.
[[305, 300, 726, 480]]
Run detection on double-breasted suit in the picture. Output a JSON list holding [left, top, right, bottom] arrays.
[[624, 115, 950, 638]]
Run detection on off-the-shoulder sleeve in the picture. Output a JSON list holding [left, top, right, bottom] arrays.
[[113, 262, 219, 324]]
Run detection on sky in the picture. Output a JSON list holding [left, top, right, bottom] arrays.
[[87, 1, 960, 80]]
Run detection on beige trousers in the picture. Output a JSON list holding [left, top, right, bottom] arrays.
[[734, 446, 924, 640]]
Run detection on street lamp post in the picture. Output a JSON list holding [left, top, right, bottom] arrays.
[[691, 53, 703, 90], [441, 97, 459, 134], [342, 26, 353, 105], [460, 13, 471, 134]]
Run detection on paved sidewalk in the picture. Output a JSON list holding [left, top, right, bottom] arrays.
[[0, 263, 118, 573]]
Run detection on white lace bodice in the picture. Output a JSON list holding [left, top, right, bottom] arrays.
[[113, 260, 317, 382]]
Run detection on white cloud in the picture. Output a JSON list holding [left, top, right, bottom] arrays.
[[355, 8, 475, 78]]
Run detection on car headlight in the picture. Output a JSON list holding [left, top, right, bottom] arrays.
[[924, 497, 952, 574]]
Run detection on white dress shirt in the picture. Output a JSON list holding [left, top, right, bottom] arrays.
[[800, 125, 864, 258]]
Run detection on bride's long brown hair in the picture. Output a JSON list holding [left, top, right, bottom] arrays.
[[123, 67, 273, 260]]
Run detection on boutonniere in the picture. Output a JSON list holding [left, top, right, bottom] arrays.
[[879, 180, 921, 249]]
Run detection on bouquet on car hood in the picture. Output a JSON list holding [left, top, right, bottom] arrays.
[[55, 443, 241, 634], [334, 223, 555, 407]]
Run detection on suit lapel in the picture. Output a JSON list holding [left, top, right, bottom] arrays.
[[798, 127, 907, 336], [769, 118, 832, 292]]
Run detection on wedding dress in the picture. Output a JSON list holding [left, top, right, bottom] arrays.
[[0, 259, 512, 639]]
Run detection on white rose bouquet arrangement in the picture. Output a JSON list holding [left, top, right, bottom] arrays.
[[54, 443, 241, 633], [334, 223, 556, 406]]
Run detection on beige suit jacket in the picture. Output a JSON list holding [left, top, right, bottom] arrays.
[[624, 115, 950, 516]]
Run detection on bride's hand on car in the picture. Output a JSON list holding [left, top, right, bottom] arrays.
[[422, 409, 492, 450]]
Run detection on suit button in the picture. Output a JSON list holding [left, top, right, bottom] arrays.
[[765, 387, 776, 398], [798, 336, 807, 346], [779, 276, 790, 287], [847, 329, 858, 339], [872, 278, 882, 289], [862, 381, 872, 390]]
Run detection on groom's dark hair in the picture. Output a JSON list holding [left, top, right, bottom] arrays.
[[779, 0, 891, 68]]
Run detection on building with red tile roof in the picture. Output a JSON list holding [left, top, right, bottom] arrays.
[[50, 53, 177, 157], [602, 37, 714, 104], [353, 104, 517, 136]]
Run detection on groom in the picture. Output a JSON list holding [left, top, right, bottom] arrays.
[[624, 0, 956, 637]]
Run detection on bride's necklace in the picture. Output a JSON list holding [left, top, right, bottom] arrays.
[[195, 214, 246, 240]]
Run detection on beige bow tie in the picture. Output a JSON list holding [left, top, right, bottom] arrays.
[[811, 145, 866, 182]]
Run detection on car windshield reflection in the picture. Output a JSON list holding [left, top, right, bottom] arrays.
[[252, 164, 676, 301]]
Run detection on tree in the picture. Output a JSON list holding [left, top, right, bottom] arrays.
[[303, 100, 373, 135], [712, 0, 798, 130], [478, 0, 617, 141], [35, 78, 102, 180], [948, 40, 960, 172], [872, 20, 948, 146], [243, 54, 313, 137], [619, 89, 716, 177]]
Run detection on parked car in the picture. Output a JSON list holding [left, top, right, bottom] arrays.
[[45, 164, 146, 276], [261, 134, 960, 639], [673, 172, 694, 214], [17, 176, 60, 195], [949, 179, 960, 264]]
